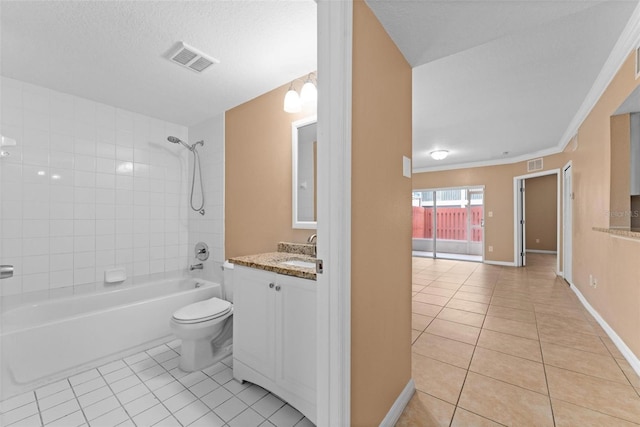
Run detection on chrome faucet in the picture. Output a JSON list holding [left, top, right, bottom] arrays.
[[307, 234, 317, 244], [189, 263, 203, 271]]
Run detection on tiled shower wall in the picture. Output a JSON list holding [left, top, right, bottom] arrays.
[[187, 114, 225, 284], [0, 77, 191, 299]]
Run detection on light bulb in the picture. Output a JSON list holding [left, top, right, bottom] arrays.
[[300, 80, 317, 106], [430, 150, 449, 160], [284, 87, 302, 113]]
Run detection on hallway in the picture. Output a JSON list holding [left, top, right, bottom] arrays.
[[399, 254, 640, 426]]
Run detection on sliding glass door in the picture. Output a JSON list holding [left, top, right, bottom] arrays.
[[412, 187, 484, 262]]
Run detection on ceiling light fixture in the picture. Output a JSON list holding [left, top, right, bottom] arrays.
[[284, 72, 317, 113], [430, 150, 449, 160]]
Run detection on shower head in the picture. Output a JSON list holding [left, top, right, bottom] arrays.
[[167, 136, 192, 150]]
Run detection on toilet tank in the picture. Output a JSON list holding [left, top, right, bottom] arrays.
[[222, 261, 234, 303]]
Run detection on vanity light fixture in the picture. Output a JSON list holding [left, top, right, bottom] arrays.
[[430, 150, 449, 160], [284, 72, 317, 113]]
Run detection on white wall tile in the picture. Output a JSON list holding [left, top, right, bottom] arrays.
[[1, 79, 191, 299]]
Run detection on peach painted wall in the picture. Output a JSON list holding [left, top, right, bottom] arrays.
[[610, 113, 631, 228], [225, 82, 316, 259], [350, 2, 413, 425], [525, 174, 558, 252], [572, 52, 640, 358]]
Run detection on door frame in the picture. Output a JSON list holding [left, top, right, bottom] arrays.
[[562, 161, 573, 284], [316, 1, 352, 426], [513, 169, 561, 273]]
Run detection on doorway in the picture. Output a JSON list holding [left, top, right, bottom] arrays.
[[563, 162, 573, 283], [514, 169, 561, 272], [412, 186, 485, 262]]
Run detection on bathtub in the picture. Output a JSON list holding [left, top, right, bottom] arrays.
[[0, 277, 220, 400]]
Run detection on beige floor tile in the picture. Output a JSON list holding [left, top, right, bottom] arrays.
[[541, 341, 629, 384], [457, 285, 493, 296], [413, 333, 475, 369], [436, 307, 485, 328], [476, 329, 542, 362], [534, 303, 586, 320], [601, 335, 627, 360], [538, 324, 609, 355], [412, 285, 426, 293], [450, 408, 504, 427], [395, 391, 455, 427], [486, 305, 536, 324], [429, 281, 462, 291], [412, 353, 467, 404], [435, 274, 468, 284], [414, 277, 435, 286], [412, 301, 443, 317], [546, 365, 640, 423], [445, 298, 489, 315], [426, 319, 481, 345], [414, 293, 451, 307], [551, 398, 640, 427], [617, 359, 640, 389], [420, 286, 457, 298], [412, 330, 422, 344], [412, 314, 435, 332], [482, 315, 539, 340], [452, 291, 491, 304], [536, 312, 598, 336], [458, 372, 553, 427], [469, 347, 548, 394], [490, 296, 534, 311]]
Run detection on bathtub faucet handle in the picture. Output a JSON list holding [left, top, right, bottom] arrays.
[[0, 265, 14, 279], [189, 263, 204, 271]]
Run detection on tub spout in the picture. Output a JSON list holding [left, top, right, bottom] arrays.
[[190, 263, 203, 271]]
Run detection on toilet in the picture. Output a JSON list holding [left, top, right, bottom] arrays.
[[170, 262, 235, 372]]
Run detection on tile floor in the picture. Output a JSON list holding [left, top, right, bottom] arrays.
[[399, 253, 640, 426], [0, 341, 314, 427]]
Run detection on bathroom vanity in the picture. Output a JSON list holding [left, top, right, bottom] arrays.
[[229, 249, 317, 423]]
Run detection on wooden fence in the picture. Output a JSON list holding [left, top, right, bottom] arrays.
[[412, 206, 483, 241]]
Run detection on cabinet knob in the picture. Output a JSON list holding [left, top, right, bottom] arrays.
[[269, 283, 275, 289], [275, 285, 281, 291]]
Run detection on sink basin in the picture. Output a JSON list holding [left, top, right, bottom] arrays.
[[280, 259, 316, 269]]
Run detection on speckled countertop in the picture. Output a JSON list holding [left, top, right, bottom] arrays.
[[229, 244, 317, 280], [593, 227, 640, 240]]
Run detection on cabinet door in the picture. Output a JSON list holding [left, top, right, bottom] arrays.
[[233, 266, 277, 380], [275, 274, 317, 400]]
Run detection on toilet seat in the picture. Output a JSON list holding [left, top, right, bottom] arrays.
[[172, 297, 232, 324]]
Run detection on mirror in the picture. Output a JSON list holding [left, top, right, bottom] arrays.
[[292, 116, 317, 229]]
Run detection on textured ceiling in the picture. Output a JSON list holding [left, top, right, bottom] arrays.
[[368, 0, 638, 171], [0, 1, 317, 127]]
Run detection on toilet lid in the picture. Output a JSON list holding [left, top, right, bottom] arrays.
[[172, 297, 232, 324]]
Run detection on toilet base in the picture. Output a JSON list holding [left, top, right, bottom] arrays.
[[175, 316, 233, 372], [179, 338, 232, 372]]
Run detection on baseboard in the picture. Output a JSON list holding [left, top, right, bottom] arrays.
[[526, 249, 558, 254], [379, 378, 415, 427], [570, 283, 640, 378], [483, 260, 516, 267]]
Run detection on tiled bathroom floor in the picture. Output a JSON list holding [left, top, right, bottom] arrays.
[[399, 253, 640, 426], [0, 342, 314, 427]]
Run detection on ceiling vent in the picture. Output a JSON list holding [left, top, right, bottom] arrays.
[[169, 42, 219, 73], [527, 158, 543, 172]]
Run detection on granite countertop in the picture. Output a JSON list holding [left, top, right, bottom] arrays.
[[593, 227, 640, 240], [229, 250, 317, 280]]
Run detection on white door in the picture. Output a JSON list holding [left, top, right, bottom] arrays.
[[515, 179, 526, 266], [563, 164, 573, 283]]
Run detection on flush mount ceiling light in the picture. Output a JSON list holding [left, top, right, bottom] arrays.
[[430, 150, 449, 160], [284, 72, 317, 113]]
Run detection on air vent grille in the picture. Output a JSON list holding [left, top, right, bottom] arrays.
[[170, 42, 219, 73], [527, 158, 543, 172], [636, 46, 640, 78]]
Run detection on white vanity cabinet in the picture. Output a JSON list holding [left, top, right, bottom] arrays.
[[232, 265, 317, 423]]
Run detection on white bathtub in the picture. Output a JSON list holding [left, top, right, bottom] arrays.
[[0, 277, 220, 400]]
